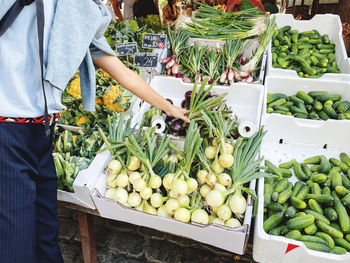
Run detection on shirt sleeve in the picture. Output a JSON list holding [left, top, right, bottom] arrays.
[[89, 43, 108, 61]]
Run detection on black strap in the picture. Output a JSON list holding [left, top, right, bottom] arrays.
[[0, 0, 50, 136]]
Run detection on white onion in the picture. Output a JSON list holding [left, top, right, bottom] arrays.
[[200, 184, 212, 198], [150, 193, 165, 208], [171, 179, 188, 198], [208, 214, 217, 223], [157, 205, 171, 218], [133, 178, 146, 192], [191, 209, 209, 224], [205, 173, 217, 188], [218, 173, 232, 187], [129, 172, 141, 185], [205, 189, 225, 207], [225, 218, 241, 228], [205, 146, 217, 160], [217, 204, 232, 221], [169, 189, 177, 199], [149, 174, 162, 189], [178, 195, 190, 208], [218, 153, 234, 168], [214, 183, 227, 192], [114, 187, 128, 204], [211, 206, 218, 214], [165, 199, 180, 215], [127, 192, 142, 207], [135, 202, 144, 211], [107, 160, 122, 175], [211, 218, 225, 225], [106, 173, 118, 188], [211, 159, 224, 174], [229, 191, 247, 218], [127, 156, 140, 171], [140, 186, 152, 200], [220, 143, 234, 154], [163, 173, 175, 190], [212, 139, 219, 147], [104, 188, 116, 199], [174, 208, 191, 223], [186, 178, 198, 194], [116, 172, 129, 188], [197, 170, 208, 184], [143, 201, 157, 215]]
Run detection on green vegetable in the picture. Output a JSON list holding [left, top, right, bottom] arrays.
[[315, 232, 335, 249], [275, 178, 289, 193], [334, 237, 350, 251], [308, 199, 324, 215], [316, 220, 343, 239], [265, 160, 283, 178], [292, 181, 303, 197], [267, 202, 284, 212], [293, 162, 309, 181], [331, 246, 347, 255], [304, 223, 317, 235], [319, 156, 331, 174], [264, 183, 273, 206], [340, 153, 350, 167], [285, 206, 297, 219], [291, 196, 307, 209], [287, 214, 315, 230], [310, 173, 327, 184], [304, 194, 334, 205], [303, 241, 330, 253], [264, 212, 284, 233], [285, 230, 301, 240], [304, 209, 330, 225], [325, 207, 338, 222]]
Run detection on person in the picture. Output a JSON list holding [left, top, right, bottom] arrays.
[[123, 0, 135, 19], [0, 1, 188, 262], [162, 0, 180, 25], [262, 0, 279, 13], [133, 0, 159, 18]]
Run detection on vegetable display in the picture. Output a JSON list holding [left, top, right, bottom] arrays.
[[272, 26, 340, 78], [267, 91, 350, 120], [263, 153, 350, 255]]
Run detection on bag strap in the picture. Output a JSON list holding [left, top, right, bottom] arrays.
[[0, 0, 50, 136]]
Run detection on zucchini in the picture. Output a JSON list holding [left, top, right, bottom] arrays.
[[340, 153, 350, 167], [316, 220, 343, 239], [285, 230, 301, 240], [308, 199, 324, 215], [336, 186, 350, 197], [303, 241, 330, 253], [279, 159, 296, 169], [315, 232, 335, 249], [304, 209, 330, 225], [265, 160, 283, 178], [304, 223, 317, 235], [304, 194, 334, 205], [299, 235, 327, 245], [285, 206, 297, 219], [291, 196, 307, 209], [325, 207, 338, 222], [319, 155, 331, 174], [331, 246, 347, 255], [304, 156, 320, 165], [275, 178, 289, 193], [264, 183, 273, 205], [264, 212, 284, 233], [310, 173, 327, 184], [287, 214, 315, 230], [296, 91, 314, 104], [293, 162, 309, 181], [334, 198, 350, 232], [292, 181, 304, 197], [334, 237, 350, 251]]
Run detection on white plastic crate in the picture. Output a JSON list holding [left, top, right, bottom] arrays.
[[132, 76, 264, 148], [266, 14, 350, 81], [91, 170, 255, 254], [262, 76, 350, 127], [253, 111, 350, 262]]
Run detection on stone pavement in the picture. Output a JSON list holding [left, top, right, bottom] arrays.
[[58, 207, 256, 263]]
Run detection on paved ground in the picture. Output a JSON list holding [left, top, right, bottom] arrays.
[[58, 207, 256, 263]]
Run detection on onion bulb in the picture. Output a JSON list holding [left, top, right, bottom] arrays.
[[205, 173, 217, 188], [135, 201, 144, 211], [150, 193, 165, 208], [212, 139, 219, 147], [218, 153, 234, 168], [178, 195, 190, 208], [133, 178, 146, 192], [218, 173, 232, 187], [104, 188, 116, 199], [197, 170, 208, 184], [114, 187, 128, 204], [211, 218, 225, 225], [174, 208, 191, 223], [225, 218, 241, 228], [205, 146, 217, 160], [157, 205, 171, 218], [211, 159, 224, 174], [116, 172, 129, 188], [171, 179, 188, 198], [127, 192, 142, 207], [106, 173, 118, 188], [129, 172, 141, 185], [214, 183, 226, 192], [205, 189, 225, 207], [186, 178, 198, 194], [208, 214, 217, 223], [191, 209, 209, 224], [143, 201, 157, 215], [200, 184, 211, 198], [127, 156, 140, 171], [140, 186, 152, 200], [165, 199, 180, 215], [163, 173, 175, 190], [229, 191, 247, 218], [220, 143, 234, 154], [107, 160, 122, 175], [217, 204, 232, 221], [149, 174, 162, 189]]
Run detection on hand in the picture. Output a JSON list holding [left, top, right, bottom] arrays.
[[165, 105, 190, 123]]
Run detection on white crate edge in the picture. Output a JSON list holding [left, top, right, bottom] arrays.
[[266, 14, 350, 81], [91, 170, 255, 255]]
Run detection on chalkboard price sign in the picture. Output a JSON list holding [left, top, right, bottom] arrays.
[[116, 42, 137, 56], [142, 34, 167, 49], [134, 53, 158, 68]]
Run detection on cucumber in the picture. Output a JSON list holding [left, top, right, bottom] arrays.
[[322, 187, 331, 196], [296, 91, 314, 104], [334, 199, 350, 232], [346, 234, 350, 243], [331, 170, 343, 189], [337, 185, 350, 197], [329, 158, 348, 173], [310, 165, 320, 172], [275, 178, 289, 193], [272, 192, 279, 202], [303, 241, 330, 253], [265, 177, 275, 186], [308, 91, 328, 98], [268, 98, 287, 108], [295, 212, 306, 217], [342, 174, 350, 189], [265, 160, 283, 178], [279, 160, 296, 169], [292, 181, 304, 197], [299, 235, 327, 245], [304, 156, 320, 165], [293, 113, 308, 119], [281, 168, 293, 178], [309, 111, 320, 120], [281, 101, 294, 108], [280, 226, 291, 236], [318, 110, 329, 120], [267, 202, 284, 212], [311, 183, 322, 195], [325, 207, 338, 222], [337, 101, 350, 113], [285, 230, 301, 240], [287, 214, 315, 230], [296, 185, 310, 200], [334, 237, 350, 251], [304, 223, 317, 235], [264, 184, 273, 205], [267, 107, 274, 113], [264, 212, 284, 233], [340, 153, 350, 167], [308, 199, 324, 215], [310, 173, 327, 184], [301, 164, 312, 178], [278, 188, 293, 204], [304, 194, 334, 205], [324, 104, 338, 119], [341, 193, 350, 206], [268, 225, 285, 236], [290, 106, 308, 115], [273, 105, 290, 112], [285, 206, 297, 219], [316, 220, 343, 239], [291, 196, 307, 209], [319, 156, 331, 174], [317, 94, 342, 102], [304, 209, 330, 225], [315, 232, 335, 249], [331, 246, 347, 255], [289, 95, 305, 105], [294, 162, 309, 181]]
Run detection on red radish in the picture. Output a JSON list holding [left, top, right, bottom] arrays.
[[182, 76, 191, 83], [240, 71, 249, 78], [166, 56, 176, 69], [176, 73, 182, 78], [172, 63, 179, 75], [220, 69, 227, 83], [166, 68, 172, 76], [241, 57, 247, 65], [234, 70, 242, 81], [246, 75, 253, 83], [228, 68, 234, 83], [161, 57, 171, 64]]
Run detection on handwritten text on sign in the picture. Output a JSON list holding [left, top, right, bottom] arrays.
[[142, 34, 167, 49], [134, 53, 158, 68], [116, 42, 137, 56]]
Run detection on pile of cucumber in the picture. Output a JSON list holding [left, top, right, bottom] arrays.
[[272, 26, 340, 78], [263, 153, 350, 255], [267, 91, 350, 120]]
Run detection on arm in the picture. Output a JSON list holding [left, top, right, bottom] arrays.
[[93, 54, 190, 122]]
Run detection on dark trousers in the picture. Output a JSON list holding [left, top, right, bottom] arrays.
[[0, 122, 63, 263]]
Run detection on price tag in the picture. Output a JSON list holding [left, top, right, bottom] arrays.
[[115, 42, 137, 56], [134, 53, 158, 68], [141, 34, 167, 49]]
